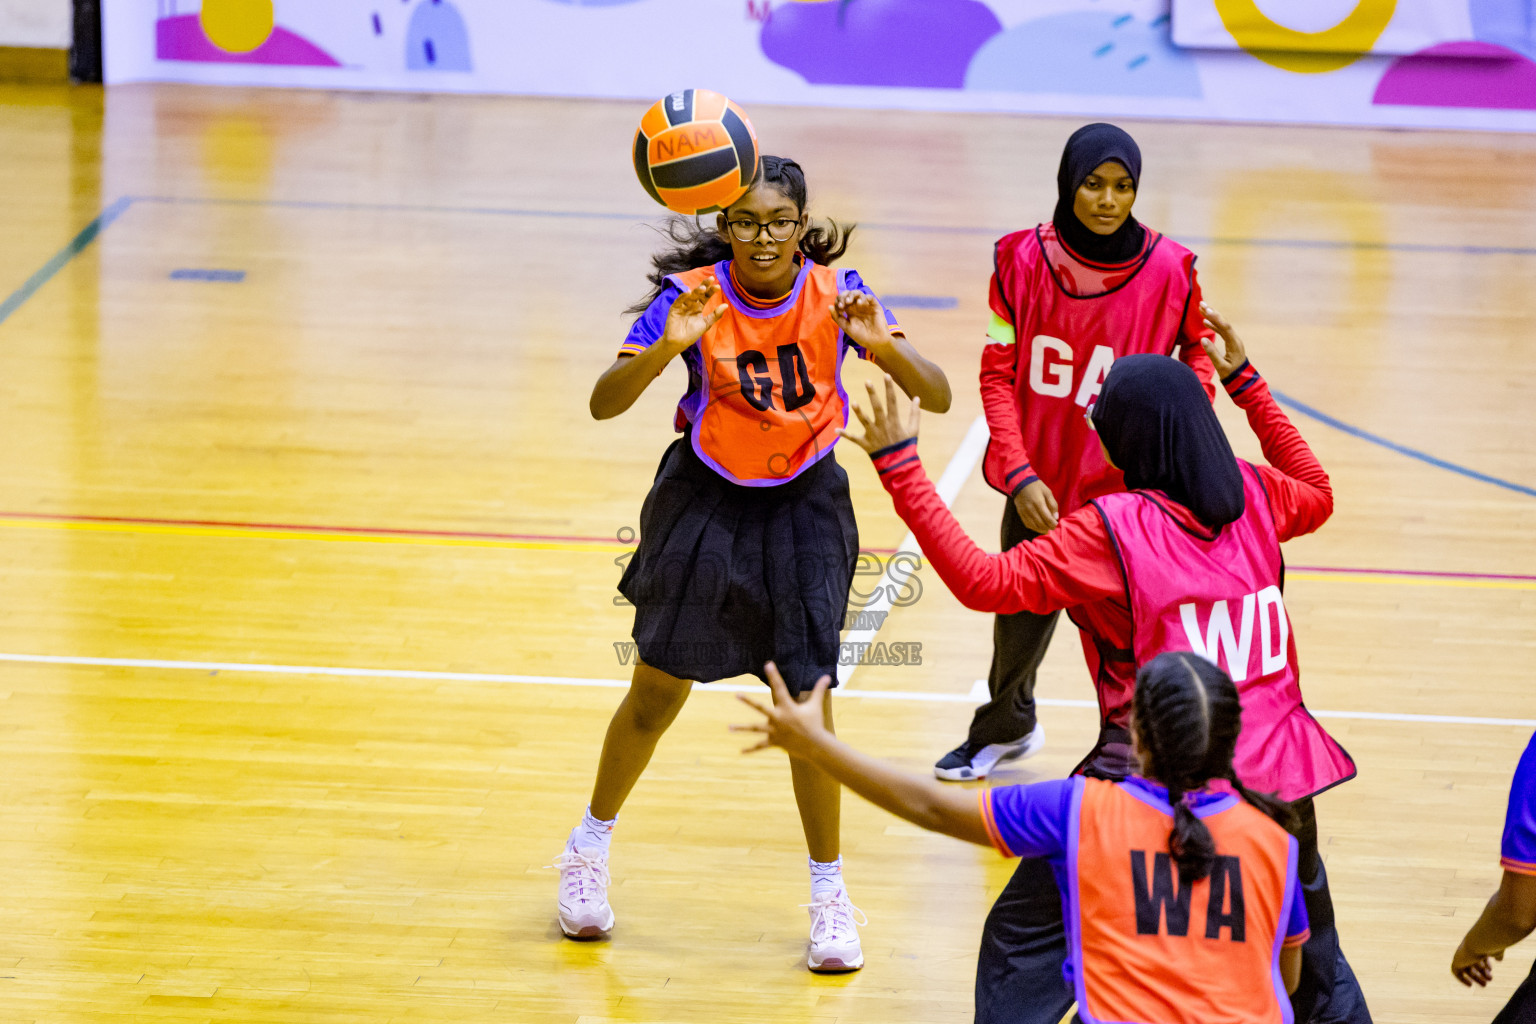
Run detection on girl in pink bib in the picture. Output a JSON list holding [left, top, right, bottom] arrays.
[[842, 310, 1369, 1024]]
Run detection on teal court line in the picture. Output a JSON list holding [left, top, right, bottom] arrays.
[[0, 196, 133, 328]]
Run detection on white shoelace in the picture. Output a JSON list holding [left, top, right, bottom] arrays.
[[801, 891, 868, 943], [550, 847, 611, 904]]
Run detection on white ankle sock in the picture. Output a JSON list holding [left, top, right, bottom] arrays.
[[572, 806, 616, 853], [809, 856, 846, 899]]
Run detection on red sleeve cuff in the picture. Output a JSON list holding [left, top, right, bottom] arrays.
[[1283, 928, 1311, 949], [1221, 359, 1263, 399], [872, 438, 920, 477], [1501, 857, 1536, 876]]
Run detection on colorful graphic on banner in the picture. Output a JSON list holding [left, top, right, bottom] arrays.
[[405, 1, 473, 70], [156, 1, 340, 66], [104, 0, 1536, 131], [966, 11, 1202, 97], [759, 0, 1001, 88], [1375, 41, 1536, 108]]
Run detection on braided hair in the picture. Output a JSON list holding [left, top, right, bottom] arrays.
[[626, 155, 855, 315], [1131, 652, 1298, 884]]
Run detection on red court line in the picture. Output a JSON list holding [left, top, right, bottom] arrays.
[[0, 510, 909, 555], [4, 510, 1533, 580]]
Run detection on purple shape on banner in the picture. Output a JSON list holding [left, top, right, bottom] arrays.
[[1373, 41, 1536, 110], [760, 0, 1002, 89], [155, 14, 342, 67]]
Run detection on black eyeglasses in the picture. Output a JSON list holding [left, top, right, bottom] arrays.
[[726, 217, 800, 243]]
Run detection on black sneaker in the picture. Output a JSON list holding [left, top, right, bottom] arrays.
[[933, 724, 1046, 781]]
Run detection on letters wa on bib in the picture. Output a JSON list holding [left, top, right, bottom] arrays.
[[616, 258, 900, 694]]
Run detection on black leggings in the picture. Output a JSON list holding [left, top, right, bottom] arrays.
[[973, 798, 1372, 1024], [1492, 957, 1536, 1024]]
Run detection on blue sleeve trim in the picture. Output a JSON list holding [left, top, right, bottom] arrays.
[[870, 437, 917, 461], [1221, 358, 1255, 387], [876, 453, 921, 476], [1003, 464, 1034, 484], [1009, 474, 1040, 496]]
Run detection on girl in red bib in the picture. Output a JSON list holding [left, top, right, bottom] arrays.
[[942, 122, 1220, 784], [842, 311, 1369, 1023], [736, 652, 1309, 1024], [554, 156, 950, 972]]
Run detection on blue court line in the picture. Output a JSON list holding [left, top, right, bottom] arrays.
[[125, 195, 1536, 257], [4, 196, 1530, 501], [1272, 389, 1536, 499], [0, 196, 134, 327], [129, 194, 644, 222]]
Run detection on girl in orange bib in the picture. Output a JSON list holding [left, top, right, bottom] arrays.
[[554, 156, 950, 972], [737, 651, 1308, 1023]]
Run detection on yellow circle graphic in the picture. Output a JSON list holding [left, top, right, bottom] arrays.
[[1213, 0, 1397, 73], [199, 0, 276, 55]]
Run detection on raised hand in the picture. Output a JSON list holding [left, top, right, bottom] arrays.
[[731, 663, 833, 760], [838, 375, 921, 455], [831, 290, 892, 355], [1200, 301, 1249, 379], [661, 277, 727, 350]]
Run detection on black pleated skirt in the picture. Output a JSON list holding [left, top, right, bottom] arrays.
[[618, 434, 859, 697]]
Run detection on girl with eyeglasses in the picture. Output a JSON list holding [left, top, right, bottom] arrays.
[[555, 155, 949, 972]]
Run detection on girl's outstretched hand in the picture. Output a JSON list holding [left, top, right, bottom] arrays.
[[838, 375, 921, 455], [1199, 301, 1249, 379], [831, 290, 892, 354], [1452, 943, 1502, 987], [661, 277, 727, 350], [732, 663, 832, 760]]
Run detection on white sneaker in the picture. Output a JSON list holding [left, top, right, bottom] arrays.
[[552, 832, 614, 939], [804, 890, 867, 972], [933, 722, 1046, 781]]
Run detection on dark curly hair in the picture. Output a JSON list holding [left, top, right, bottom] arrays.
[[626, 155, 854, 315]]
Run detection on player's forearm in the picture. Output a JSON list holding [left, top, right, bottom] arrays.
[[590, 347, 676, 419], [871, 338, 952, 412], [794, 729, 990, 846], [873, 449, 1033, 614], [1223, 361, 1333, 531], [979, 342, 1034, 485], [1461, 873, 1536, 956], [1281, 947, 1302, 994]]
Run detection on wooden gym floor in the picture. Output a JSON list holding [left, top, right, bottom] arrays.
[[0, 83, 1533, 1023]]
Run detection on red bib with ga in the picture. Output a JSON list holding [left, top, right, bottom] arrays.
[[670, 261, 857, 487], [1069, 779, 1298, 1024], [1091, 464, 1356, 802], [985, 224, 1202, 513]]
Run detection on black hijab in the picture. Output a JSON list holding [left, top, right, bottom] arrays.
[[1052, 122, 1146, 265], [1091, 355, 1245, 527]]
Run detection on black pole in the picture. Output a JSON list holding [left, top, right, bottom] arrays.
[[70, 0, 103, 83]]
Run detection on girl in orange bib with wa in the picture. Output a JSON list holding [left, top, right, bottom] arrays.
[[738, 651, 1309, 1023], [554, 156, 950, 972]]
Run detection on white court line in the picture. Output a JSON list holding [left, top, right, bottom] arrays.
[[0, 652, 1531, 727], [839, 413, 990, 687]]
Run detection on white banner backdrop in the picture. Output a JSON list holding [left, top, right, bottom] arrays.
[[1172, 0, 1475, 56], [103, 1, 1536, 131]]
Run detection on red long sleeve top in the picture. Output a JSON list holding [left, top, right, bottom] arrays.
[[872, 362, 1332, 618]]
